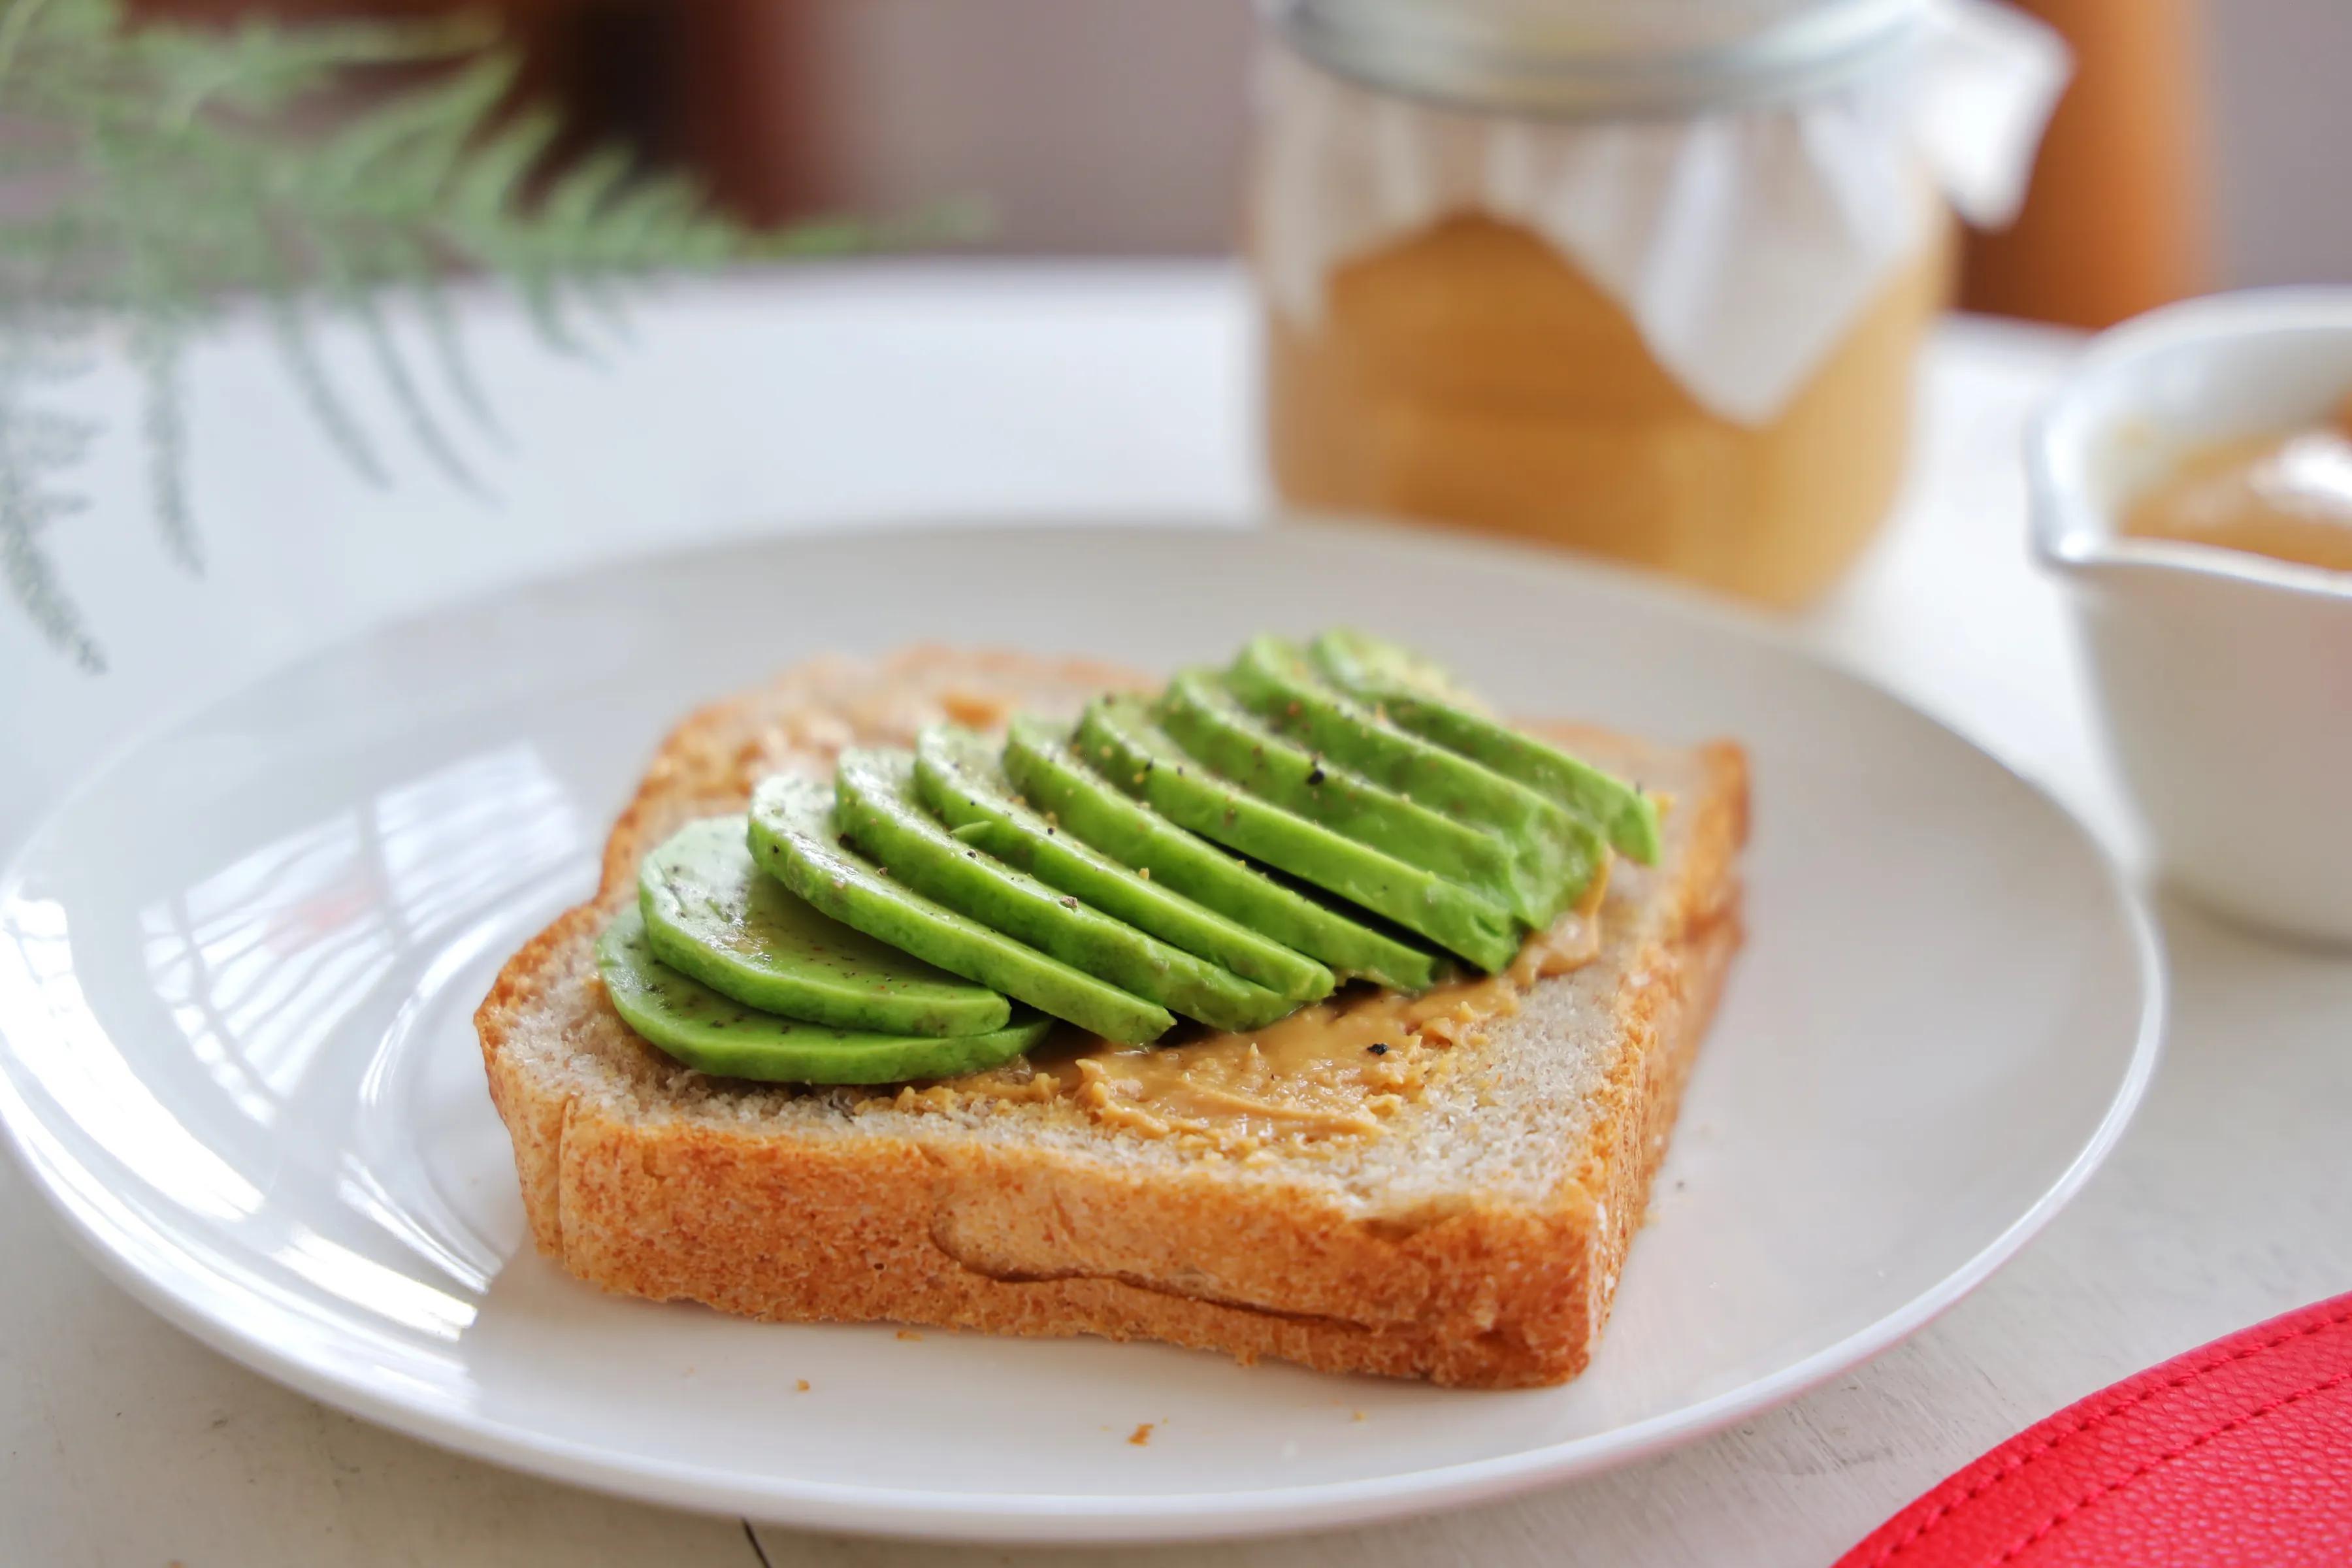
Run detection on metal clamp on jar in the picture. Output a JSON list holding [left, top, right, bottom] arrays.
[[1252, 0, 2068, 606]]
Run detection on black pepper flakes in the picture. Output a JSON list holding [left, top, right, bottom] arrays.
[[1305, 764, 1327, 786], [1367, 1042, 1389, 1055]]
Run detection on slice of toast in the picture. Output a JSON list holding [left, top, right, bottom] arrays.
[[476, 646, 1748, 1388]]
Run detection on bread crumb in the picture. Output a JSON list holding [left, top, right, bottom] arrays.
[[895, 1329, 923, 1341], [939, 689, 1010, 728], [1128, 1422, 1154, 1446], [1350, 1409, 1366, 1422], [794, 1379, 811, 1392]]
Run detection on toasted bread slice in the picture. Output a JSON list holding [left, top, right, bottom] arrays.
[[476, 647, 1747, 1388]]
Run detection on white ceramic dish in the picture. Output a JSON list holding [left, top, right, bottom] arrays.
[[2030, 287, 2352, 947], [0, 523, 2159, 1543]]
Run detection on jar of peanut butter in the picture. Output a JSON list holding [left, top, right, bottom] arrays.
[[1252, 0, 2068, 606]]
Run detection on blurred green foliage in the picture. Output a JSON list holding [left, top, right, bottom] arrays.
[[0, 0, 868, 670]]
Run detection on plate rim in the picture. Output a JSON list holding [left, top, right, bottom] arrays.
[[0, 517, 2168, 1543]]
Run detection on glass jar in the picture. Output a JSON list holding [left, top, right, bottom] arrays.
[[1250, 0, 2059, 607]]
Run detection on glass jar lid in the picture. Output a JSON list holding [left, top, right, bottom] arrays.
[[1264, 0, 1931, 118]]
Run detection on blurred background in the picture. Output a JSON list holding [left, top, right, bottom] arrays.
[[10, 0, 2347, 691], [137, 0, 2352, 324]]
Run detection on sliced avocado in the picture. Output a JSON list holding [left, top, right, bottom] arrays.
[[598, 907, 1049, 1083], [1157, 666, 1544, 925], [1001, 715, 1437, 992], [1313, 628, 1489, 708], [747, 774, 1172, 1043], [1074, 696, 1523, 973], [834, 747, 1293, 1032], [1224, 635, 1605, 921], [638, 815, 1011, 1036], [913, 725, 1335, 1005], [1311, 627, 1661, 864]]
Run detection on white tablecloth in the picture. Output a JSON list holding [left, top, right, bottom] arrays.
[[4, 263, 2347, 1568]]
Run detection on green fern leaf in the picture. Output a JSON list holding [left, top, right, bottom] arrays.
[[1, 0, 912, 670]]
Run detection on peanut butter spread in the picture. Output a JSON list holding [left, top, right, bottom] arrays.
[[882, 865, 1609, 1151]]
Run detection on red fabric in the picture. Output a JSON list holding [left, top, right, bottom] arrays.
[[1834, 1291, 2352, 1568]]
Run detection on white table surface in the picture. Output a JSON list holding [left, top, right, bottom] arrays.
[[3, 263, 2347, 1568]]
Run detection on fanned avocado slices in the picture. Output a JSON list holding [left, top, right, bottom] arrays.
[[834, 747, 1294, 1032], [598, 907, 1050, 1083], [748, 774, 1173, 1044], [1224, 635, 1604, 922], [1156, 666, 1544, 925], [1075, 695, 1524, 973], [638, 815, 1011, 1036], [913, 725, 1335, 1005], [596, 629, 1651, 1086], [1311, 628, 1661, 864], [1001, 715, 1437, 991]]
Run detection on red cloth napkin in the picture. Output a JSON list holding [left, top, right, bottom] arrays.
[[1835, 1290, 2352, 1567]]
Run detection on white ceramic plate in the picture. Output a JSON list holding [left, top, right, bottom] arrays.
[[0, 522, 2159, 1544]]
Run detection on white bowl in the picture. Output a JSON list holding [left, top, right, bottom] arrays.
[[2029, 288, 2352, 946]]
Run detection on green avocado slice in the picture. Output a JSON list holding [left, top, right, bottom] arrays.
[[1224, 636, 1605, 921], [597, 907, 1049, 1083], [1157, 666, 1544, 925], [1074, 696, 1524, 973], [1310, 628, 1662, 864], [834, 747, 1293, 1032], [638, 815, 1011, 1036], [747, 774, 1172, 1043], [1001, 716, 1437, 992], [913, 725, 1335, 1005]]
